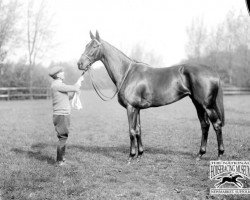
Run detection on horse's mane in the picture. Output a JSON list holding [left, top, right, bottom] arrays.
[[102, 40, 133, 62]]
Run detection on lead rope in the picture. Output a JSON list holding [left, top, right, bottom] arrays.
[[88, 62, 132, 101]]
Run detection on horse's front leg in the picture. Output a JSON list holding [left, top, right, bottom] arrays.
[[127, 105, 139, 162], [136, 110, 144, 160]]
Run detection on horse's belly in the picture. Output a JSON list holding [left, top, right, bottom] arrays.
[[149, 75, 190, 106], [152, 87, 188, 106], [124, 86, 187, 109]]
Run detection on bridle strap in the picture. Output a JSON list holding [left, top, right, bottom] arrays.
[[81, 54, 93, 75], [82, 54, 93, 64], [88, 69, 116, 101], [93, 39, 101, 46], [88, 62, 133, 101]]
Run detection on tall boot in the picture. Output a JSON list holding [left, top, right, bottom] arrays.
[[61, 145, 66, 161], [56, 140, 66, 162]]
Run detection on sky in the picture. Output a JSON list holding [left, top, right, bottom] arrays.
[[31, 0, 249, 67]]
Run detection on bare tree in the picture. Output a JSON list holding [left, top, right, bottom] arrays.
[[25, 0, 54, 94], [185, 10, 250, 86], [219, 10, 250, 84], [130, 43, 145, 62], [204, 24, 225, 68], [26, 0, 53, 66], [0, 0, 19, 62], [224, 11, 238, 83], [185, 17, 207, 62], [130, 43, 164, 67], [235, 12, 250, 67]]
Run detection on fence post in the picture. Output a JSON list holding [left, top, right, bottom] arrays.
[[47, 88, 51, 99], [7, 89, 10, 101], [29, 87, 33, 100]]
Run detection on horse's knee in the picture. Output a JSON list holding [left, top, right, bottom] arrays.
[[213, 120, 222, 132], [135, 128, 140, 138], [129, 128, 136, 138], [205, 108, 219, 123]]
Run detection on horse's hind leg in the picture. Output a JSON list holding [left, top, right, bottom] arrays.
[[205, 106, 224, 159], [127, 105, 139, 161], [235, 181, 243, 188], [192, 98, 210, 160], [215, 180, 225, 188], [136, 110, 144, 158]]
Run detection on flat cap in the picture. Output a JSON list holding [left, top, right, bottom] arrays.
[[48, 66, 63, 77]]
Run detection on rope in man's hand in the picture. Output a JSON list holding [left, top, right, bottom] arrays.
[[71, 76, 84, 110]]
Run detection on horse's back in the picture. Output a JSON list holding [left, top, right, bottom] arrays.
[[132, 62, 220, 91]]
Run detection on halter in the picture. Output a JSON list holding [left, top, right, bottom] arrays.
[[80, 54, 93, 75], [88, 61, 133, 101]]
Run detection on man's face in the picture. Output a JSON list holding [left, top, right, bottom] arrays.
[[57, 71, 65, 80]]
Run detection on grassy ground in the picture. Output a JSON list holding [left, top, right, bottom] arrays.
[[0, 91, 250, 200]]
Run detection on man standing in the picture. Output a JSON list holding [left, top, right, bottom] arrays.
[[49, 66, 80, 166]]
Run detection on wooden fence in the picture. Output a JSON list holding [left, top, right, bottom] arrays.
[[0, 86, 250, 101], [223, 86, 250, 95], [0, 87, 51, 100]]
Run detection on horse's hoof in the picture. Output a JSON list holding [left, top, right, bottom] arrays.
[[218, 150, 224, 161], [127, 155, 135, 164], [196, 157, 201, 162]]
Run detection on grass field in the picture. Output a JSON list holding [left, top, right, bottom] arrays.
[[0, 91, 250, 200]]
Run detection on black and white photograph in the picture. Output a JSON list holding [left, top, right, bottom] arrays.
[[0, 0, 250, 199]]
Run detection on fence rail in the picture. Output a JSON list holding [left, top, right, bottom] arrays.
[[0, 86, 250, 101], [223, 87, 250, 95], [0, 87, 51, 100]]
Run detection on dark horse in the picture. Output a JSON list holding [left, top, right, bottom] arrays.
[[77, 31, 225, 161], [215, 174, 243, 188]]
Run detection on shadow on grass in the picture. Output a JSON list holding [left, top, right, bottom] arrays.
[[69, 144, 195, 159], [11, 147, 56, 165], [10, 142, 197, 163]]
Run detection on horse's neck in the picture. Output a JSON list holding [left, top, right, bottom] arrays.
[[100, 42, 131, 86]]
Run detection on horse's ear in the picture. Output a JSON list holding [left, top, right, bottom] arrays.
[[96, 30, 100, 42], [90, 31, 95, 40]]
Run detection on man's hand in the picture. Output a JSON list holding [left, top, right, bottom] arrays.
[[74, 84, 81, 93], [75, 76, 84, 86], [74, 76, 84, 93]]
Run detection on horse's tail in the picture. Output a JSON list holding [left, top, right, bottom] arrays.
[[215, 80, 225, 126]]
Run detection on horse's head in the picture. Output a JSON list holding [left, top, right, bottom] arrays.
[[78, 31, 103, 74]]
